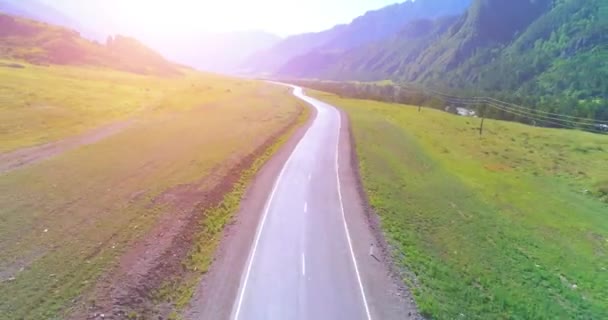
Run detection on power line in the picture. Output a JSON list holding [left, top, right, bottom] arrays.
[[299, 80, 608, 133], [481, 98, 601, 126], [484, 102, 567, 127], [484, 101, 604, 133], [414, 86, 608, 128], [483, 97, 608, 125], [424, 91, 605, 132]]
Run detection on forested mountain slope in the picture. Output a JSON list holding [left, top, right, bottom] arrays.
[[243, 0, 471, 74], [278, 16, 459, 79], [280, 0, 608, 121]]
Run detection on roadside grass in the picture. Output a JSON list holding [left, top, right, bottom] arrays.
[[311, 91, 608, 319], [0, 60, 240, 152], [155, 106, 310, 319], [0, 64, 302, 319]]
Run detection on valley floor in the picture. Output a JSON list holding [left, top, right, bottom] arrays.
[[184, 86, 420, 320], [0, 63, 305, 319]]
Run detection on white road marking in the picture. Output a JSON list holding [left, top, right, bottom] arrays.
[[301, 253, 306, 276], [308, 173, 311, 181], [233, 85, 372, 320], [335, 111, 373, 320], [232, 96, 314, 320], [304, 201, 308, 213]]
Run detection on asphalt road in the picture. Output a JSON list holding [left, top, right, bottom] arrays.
[[231, 86, 372, 320]]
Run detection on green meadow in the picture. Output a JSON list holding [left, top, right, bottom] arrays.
[[312, 91, 608, 319]]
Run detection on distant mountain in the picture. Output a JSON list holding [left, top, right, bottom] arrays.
[[278, 16, 459, 79], [288, 0, 552, 80], [243, 0, 472, 75], [154, 31, 281, 74], [281, 0, 608, 121], [0, 0, 73, 28], [0, 0, 102, 40], [0, 13, 181, 76], [394, 0, 554, 84], [283, 0, 607, 94], [241, 25, 346, 75], [0, 0, 280, 74]]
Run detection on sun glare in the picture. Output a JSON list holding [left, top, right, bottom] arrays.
[[114, 0, 267, 34]]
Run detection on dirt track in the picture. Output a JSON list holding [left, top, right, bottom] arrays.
[[0, 120, 134, 174]]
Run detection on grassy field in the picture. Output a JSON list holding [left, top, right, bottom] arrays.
[[0, 62, 304, 319], [0, 61, 240, 152], [155, 106, 310, 319], [311, 91, 608, 319]]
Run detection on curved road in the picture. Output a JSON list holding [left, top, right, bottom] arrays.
[[231, 86, 372, 320]]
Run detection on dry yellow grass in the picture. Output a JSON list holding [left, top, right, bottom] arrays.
[[0, 63, 304, 319]]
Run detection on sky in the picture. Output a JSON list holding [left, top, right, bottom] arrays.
[[40, 0, 405, 37]]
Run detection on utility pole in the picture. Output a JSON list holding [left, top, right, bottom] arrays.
[[479, 104, 486, 136]]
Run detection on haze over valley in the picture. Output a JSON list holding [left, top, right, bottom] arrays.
[[1, 1, 606, 319]]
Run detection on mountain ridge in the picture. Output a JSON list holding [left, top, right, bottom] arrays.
[[279, 0, 608, 121], [0, 1, 281, 73], [0, 0, 103, 40], [243, 0, 472, 75], [0, 13, 181, 76]]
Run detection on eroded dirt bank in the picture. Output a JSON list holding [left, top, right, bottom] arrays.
[[68, 104, 309, 320]]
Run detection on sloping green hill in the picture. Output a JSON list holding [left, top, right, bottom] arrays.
[[0, 13, 180, 76]]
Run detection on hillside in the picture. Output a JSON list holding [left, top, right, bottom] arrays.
[[243, 0, 471, 74], [278, 16, 459, 79], [0, 13, 180, 76], [282, 0, 552, 80], [0, 0, 76, 31], [312, 90, 608, 319], [0, 1, 280, 73], [0, 0, 102, 40], [280, 0, 608, 122], [0, 59, 306, 318]]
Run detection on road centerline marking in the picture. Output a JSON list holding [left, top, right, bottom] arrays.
[[232, 85, 316, 320], [302, 253, 306, 276], [304, 201, 308, 213]]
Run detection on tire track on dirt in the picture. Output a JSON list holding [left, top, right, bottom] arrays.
[[0, 120, 135, 174]]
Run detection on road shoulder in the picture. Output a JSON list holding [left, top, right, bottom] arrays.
[[337, 108, 422, 320], [184, 103, 317, 320]]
